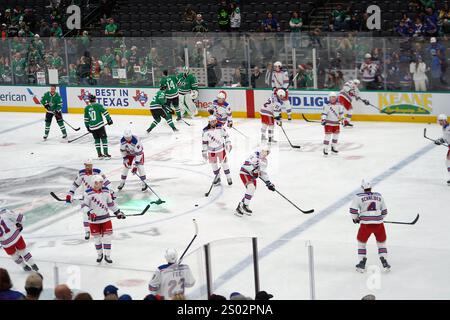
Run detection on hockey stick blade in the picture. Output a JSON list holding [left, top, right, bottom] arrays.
[[424, 128, 450, 147], [384, 214, 419, 225], [280, 126, 301, 149], [68, 132, 90, 143], [302, 113, 321, 123], [64, 120, 81, 131], [182, 119, 192, 126], [50, 192, 64, 201], [123, 204, 151, 217]]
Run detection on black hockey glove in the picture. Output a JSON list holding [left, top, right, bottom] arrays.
[[115, 210, 126, 219], [16, 223, 23, 231], [86, 126, 92, 133], [435, 138, 445, 145], [107, 118, 113, 125], [44, 103, 50, 110], [265, 181, 275, 191], [353, 218, 360, 224], [363, 99, 370, 105]]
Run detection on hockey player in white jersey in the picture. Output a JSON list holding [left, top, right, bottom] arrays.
[[81, 175, 125, 264], [207, 91, 233, 128], [118, 129, 148, 191], [338, 79, 368, 127], [236, 145, 275, 217], [349, 180, 390, 272], [321, 92, 344, 156], [435, 114, 450, 185], [271, 61, 292, 120], [202, 115, 233, 186], [66, 159, 112, 240], [0, 208, 39, 272], [260, 88, 286, 143], [148, 248, 196, 300]]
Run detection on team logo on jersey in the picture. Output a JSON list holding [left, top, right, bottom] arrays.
[[133, 90, 148, 106], [77, 89, 91, 105], [378, 93, 432, 114]]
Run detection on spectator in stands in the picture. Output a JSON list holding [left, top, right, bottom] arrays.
[[297, 62, 314, 88], [49, 0, 63, 24], [420, 0, 436, 9], [262, 11, 280, 32], [39, 20, 51, 38], [0, 57, 11, 84], [424, 7, 438, 36], [11, 52, 26, 84], [264, 62, 273, 87], [22, 8, 37, 34], [77, 55, 91, 85], [183, 5, 197, 24], [427, 37, 447, 84], [410, 55, 428, 91], [0, 268, 24, 300], [359, 53, 378, 90], [399, 65, 413, 90], [385, 52, 401, 88], [438, 3, 450, 34], [191, 41, 204, 68], [68, 63, 78, 84], [50, 22, 62, 38], [309, 27, 323, 48], [289, 11, 303, 49], [105, 18, 118, 37], [396, 20, 411, 37], [99, 0, 114, 25], [192, 14, 208, 33], [49, 50, 64, 74], [429, 47, 443, 89], [230, 1, 241, 32], [103, 285, 119, 300], [413, 17, 425, 39], [218, 0, 231, 32], [99, 66, 114, 85], [1, 9, 13, 27], [24, 272, 43, 300], [336, 34, 355, 67], [231, 67, 242, 86], [74, 292, 93, 300], [128, 46, 140, 68], [251, 65, 264, 88], [360, 12, 371, 32], [330, 4, 347, 31], [54, 284, 73, 300], [101, 47, 117, 69], [348, 13, 362, 31], [207, 56, 219, 87], [401, 12, 412, 26], [1, 23, 8, 40]]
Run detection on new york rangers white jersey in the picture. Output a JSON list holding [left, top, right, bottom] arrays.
[[360, 62, 378, 83], [120, 135, 144, 163], [69, 168, 111, 196], [271, 70, 289, 89], [441, 123, 450, 144], [202, 127, 231, 153], [81, 187, 119, 224], [240, 150, 269, 181], [148, 263, 196, 299], [0, 208, 24, 248], [350, 192, 388, 224], [207, 100, 232, 125], [339, 81, 360, 103], [260, 94, 283, 119], [321, 102, 344, 126]]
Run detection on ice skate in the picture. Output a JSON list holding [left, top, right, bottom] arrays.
[[84, 231, 90, 240], [104, 256, 113, 264], [117, 182, 125, 190], [96, 253, 103, 263], [380, 257, 391, 272], [235, 202, 244, 217], [227, 178, 232, 185], [356, 257, 367, 273], [23, 265, 32, 272], [31, 264, 39, 272], [331, 146, 339, 154]]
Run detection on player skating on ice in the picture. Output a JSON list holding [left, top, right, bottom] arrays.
[[81, 175, 125, 264], [260, 88, 286, 143], [177, 66, 199, 117], [202, 115, 233, 186], [271, 61, 292, 120], [435, 114, 450, 185], [146, 84, 178, 133], [350, 180, 391, 273], [118, 129, 148, 191], [148, 248, 195, 300], [338, 79, 367, 127], [321, 92, 344, 156], [236, 145, 275, 217], [41, 85, 67, 140], [66, 159, 112, 240], [0, 208, 39, 272], [84, 94, 113, 159], [207, 91, 233, 128], [160, 70, 182, 121]]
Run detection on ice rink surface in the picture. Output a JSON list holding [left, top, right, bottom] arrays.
[[0, 112, 449, 300]]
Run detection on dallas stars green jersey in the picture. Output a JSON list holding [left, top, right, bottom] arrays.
[[176, 72, 198, 95], [41, 91, 62, 112], [149, 90, 167, 110], [84, 103, 111, 130], [160, 75, 179, 99]]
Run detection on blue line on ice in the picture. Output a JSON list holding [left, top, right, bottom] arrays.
[[189, 143, 436, 298]]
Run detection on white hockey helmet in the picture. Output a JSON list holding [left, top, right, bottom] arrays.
[[437, 114, 448, 122], [165, 248, 178, 264], [274, 61, 282, 68], [217, 91, 226, 100], [208, 115, 217, 123], [93, 175, 104, 184], [276, 88, 286, 99], [361, 179, 372, 190], [260, 144, 271, 156], [364, 53, 372, 59], [329, 92, 337, 98], [353, 79, 360, 86], [124, 129, 132, 139], [84, 159, 93, 166]]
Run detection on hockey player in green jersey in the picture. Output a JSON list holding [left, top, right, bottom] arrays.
[[176, 66, 199, 117], [146, 84, 178, 133], [160, 70, 182, 121], [84, 94, 113, 159], [41, 85, 67, 140]]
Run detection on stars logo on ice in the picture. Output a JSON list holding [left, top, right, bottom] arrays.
[[78, 89, 91, 105], [133, 90, 148, 107]]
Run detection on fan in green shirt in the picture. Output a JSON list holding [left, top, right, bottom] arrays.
[[84, 94, 113, 159], [41, 85, 67, 140]]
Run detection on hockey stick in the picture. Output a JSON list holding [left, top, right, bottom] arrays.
[[280, 125, 301, 149], [50, 192, 83, 202], [120, 204, 151, 217], [132, 171, 165, 205], [204, 152, 229, 197], [180, 118, 192, 126], [384, 214, 419, 225], [359, 98, 394, 115], [178, 219, 198, 264], [68, 132, 90, 143], [259, 177, 314, 214], [232, 126, 249, 138], [63, 119, 80, 131], [424, 128, 449, 147], [302, 113, 321, 123]]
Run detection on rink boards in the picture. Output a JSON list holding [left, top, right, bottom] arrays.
[[0, 85, 447, 122]]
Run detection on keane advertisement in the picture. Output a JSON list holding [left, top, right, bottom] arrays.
[[377, 92, 433, 114]]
